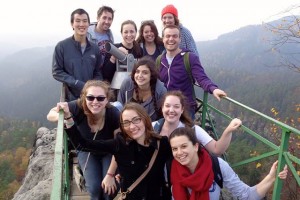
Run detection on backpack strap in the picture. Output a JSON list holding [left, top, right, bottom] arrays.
[[210, 154, 223, 188], [156, 55, 162, 72], [183, 52, 196, 102]]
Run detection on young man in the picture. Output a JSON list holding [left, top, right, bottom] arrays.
[[87, 5, 115, 67], [161, 4, 199, 56], [52, 8, 102, 101], [157, 25, 227, 118]]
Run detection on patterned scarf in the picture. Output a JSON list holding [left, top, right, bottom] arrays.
[[171, 149, 214, 200]]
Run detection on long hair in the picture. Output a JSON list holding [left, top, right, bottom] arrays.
[[161, 90, 193, 127], [120, 20, 142, 57], [120, 102, 161, 144], [77, 80, 113, 125], [136, 20, 163, 46]]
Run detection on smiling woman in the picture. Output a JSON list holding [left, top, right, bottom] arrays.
[[47, 80, 120, 200], [117, 56, 167, 121]]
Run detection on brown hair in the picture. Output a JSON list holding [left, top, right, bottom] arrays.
[[120, 20, 142, 57], [120, 102, 161, 144], [162, 24, 181, 38], [162, 90, 193, 127], [136, 20, 163, 46], [77, 80, 113, 125], [97, 5, 114, 19]]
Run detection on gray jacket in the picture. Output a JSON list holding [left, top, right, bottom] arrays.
[[52, 36, 102, 101], [118, 77, 167, 121]]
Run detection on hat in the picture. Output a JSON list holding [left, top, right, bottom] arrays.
[[161, 4, 178, 18]]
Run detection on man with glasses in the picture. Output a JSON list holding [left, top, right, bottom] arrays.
[[157, 25, 227, 119], [52, 8, 102, 101]]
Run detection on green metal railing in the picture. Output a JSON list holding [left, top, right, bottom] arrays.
[[50, 88, 300, 200]]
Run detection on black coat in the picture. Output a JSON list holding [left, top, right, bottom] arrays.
[[66, 126, 172, 200]]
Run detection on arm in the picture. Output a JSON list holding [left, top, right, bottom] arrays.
[[220, 158, 287, 200], [93, 53, 103, 80], [52, 44, 84, 91], [255, 161, 288, 198], [47, 106, 59, 122], [204, 118, 242, 155]]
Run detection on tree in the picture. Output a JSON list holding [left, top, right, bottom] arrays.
[[263, 4, 300, 73]]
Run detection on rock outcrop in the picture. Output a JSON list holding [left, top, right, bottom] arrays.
[[13, 127, 56, 200]]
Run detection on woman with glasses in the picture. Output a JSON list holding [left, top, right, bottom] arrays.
[[63, 102, 173, 200], [47, 80, 120, 200], [136, 20, 165, 60], [118, 56, 167, 121]]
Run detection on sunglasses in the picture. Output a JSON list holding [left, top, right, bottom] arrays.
[[86, 96, 106, 102]]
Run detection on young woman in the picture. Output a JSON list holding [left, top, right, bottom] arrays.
[[102, 20, 143, 83], [63, 102, 172, 200], [161, 4, 199, 56], [118, 56, 167, 121], [136, 20, 165, 60], [152, 90, 241, 156], [169, 127, 288, 200], [47, 80, 120, 200]]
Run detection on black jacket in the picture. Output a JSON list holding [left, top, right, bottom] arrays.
[[66, 125, 172, 200]]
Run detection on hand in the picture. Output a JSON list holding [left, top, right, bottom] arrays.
[[115, 173, 121, 184], [56, 102, 71, 118], [101, 174, 117, 195], [227, 118, 242, 132], [212, 89, 227, 101], [118, 47, 128, 55], [269, 160, 288, 180]]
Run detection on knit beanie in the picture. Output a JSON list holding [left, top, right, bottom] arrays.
[[161, 4, 178, 18]]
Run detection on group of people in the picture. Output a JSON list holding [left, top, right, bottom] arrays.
[[49, 4, 288, 200]]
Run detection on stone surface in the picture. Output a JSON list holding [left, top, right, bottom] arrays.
[[13, 127, 56, 200]]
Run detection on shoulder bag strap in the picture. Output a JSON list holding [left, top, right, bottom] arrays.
[[121, 140, 160, 197]]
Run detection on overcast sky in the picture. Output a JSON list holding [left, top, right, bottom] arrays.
[[1, 0, 299, 49]]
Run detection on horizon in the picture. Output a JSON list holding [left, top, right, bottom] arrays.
[[0, 0, 299, 58]]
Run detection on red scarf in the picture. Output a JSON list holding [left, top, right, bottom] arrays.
[[171, 149, 214, 200]]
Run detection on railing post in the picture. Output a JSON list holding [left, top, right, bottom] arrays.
[[201, 92, 209, 129], [272, 129, 290, 200]]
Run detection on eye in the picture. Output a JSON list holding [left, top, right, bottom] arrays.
[[171, 147, 177, 152]]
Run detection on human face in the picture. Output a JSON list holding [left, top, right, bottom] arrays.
[[162, 95, 183, 124], [122, 110, 146, 144], [161, 13, 175, 27], [142, 25, 155, 43], [85, 86, 108, 115], [97, 11, 113, 32], [163, 28, 180, 52], [122, 24, 137, 45], [71, 14, 89, 37], [134, 65, 151, 88], [170, 135, 199, 170]]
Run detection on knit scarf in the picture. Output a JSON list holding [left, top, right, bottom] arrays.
[[171, 149, 214, 200]]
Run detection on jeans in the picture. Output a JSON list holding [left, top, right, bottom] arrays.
[[77, 151, 113, 200]]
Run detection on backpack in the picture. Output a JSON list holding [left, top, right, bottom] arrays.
[[156, 52, 196, 101], [210, 154, 223, 189]]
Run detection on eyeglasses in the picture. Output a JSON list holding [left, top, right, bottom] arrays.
[[86, 96, 106, 102], [121, 117, 142, 127]]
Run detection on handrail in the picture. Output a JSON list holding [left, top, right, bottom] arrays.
[[50, 84, 70, 199], [197, 90, 300, 200]]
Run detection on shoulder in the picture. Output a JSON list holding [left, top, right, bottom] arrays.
[[155, 80, 167, 92]]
